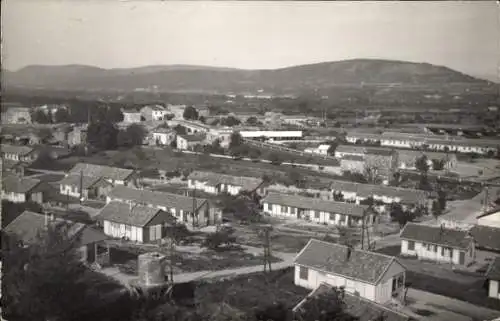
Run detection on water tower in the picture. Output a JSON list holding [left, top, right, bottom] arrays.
[[129, 252, 170, 298]]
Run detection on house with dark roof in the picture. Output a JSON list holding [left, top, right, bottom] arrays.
[[469, 225, 500, 254], [262, 192, 373, 227], [486, 257, 500, 300], [293, 282, 412, 321], [187, 171, 265, 196], [3, 210, 109, 264], [68, 163, 137, 187], [106, 186, 221, 227], [59, 174, 113, 200], [151, 127, 176, 146], [294, 239, 406, 304], [1, 144, 38, 162], [400, 222, 475, 266], [97, 201, 176, 243], [176, 134, 205, 150], [1, 175, 45, 203], [477, 207, 500, 229]]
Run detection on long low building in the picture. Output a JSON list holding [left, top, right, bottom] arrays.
[[106, 186, 221, 227], [187, 171, 265, 196], [261, 192, 373, 226], [238, 129, 303, 141]]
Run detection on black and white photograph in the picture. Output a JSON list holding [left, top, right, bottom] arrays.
[[1, 1, 500, 320]]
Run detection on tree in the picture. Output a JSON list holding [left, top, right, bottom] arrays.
[[1, 200, 43, 228], [54, 108, 71, 123], [199, 116, 206, 124], [174, 124, 187, 135], [390, 203, 414, 228], [431, 200, 442, 220], [327, 142, 338, 156], [86, 121, 119, 150], [37, 127, 54, 144], [229, 131, 243, 151], [246, 117, 259, 126], [221, 195, 261, 223], [432, 159, 445, 171], [333, 191, 344, 202], [2, 222, 130, 321], [248, 148, 261, 161], [183, 106, 199, 120], [294, 288, 357, 321], [269, 153, 282, 165], [415, 155, 430, 174], [437, 189, 447, 211], [106, 106, 124, 123], [221, 116, 241, 127], [124, 124, 147, 147], [286, 170, 305, 188], [31, 109, 52, 124], [202, 226, 237, 250]]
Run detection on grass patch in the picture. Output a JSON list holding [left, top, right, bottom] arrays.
[[413, 309, 436, 317], [195, 268, 309, 314]]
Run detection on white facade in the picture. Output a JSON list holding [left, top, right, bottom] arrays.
[[1, 191, 43, 204], [478, 211, 500, 229], [489, 280, 500, 300], [400, 239, 473, 266], [294, 261, 405, 304], [239, 130, 303, 141], [103, 220, 145, 243], [152, 131, 176, 145], [123, 112, 142, 123]]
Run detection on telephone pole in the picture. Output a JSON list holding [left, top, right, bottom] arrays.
[[262, 225, 273, 272], [79, 170, 84, 204], [191, 185, 197, 228]]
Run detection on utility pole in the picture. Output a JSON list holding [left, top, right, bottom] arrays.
[[79, 170, 84, 204], [262, 225, 273, 272]]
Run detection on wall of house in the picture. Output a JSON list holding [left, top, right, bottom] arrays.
[[220, 183, 241, 196], [478, 212, 500, 228], [60, 184, 82, 198], [103, 220, 144, 243], [401, 240, 471, 265], [376, 261, 406, 304], [489, 280, 500, 299], [340, 160, 365, 174], [1, 191, 27, 203], [294, 265, 376, 301]]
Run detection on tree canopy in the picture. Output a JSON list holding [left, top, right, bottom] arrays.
[[183, 106, 199, 120], [87, 121, 119, 150]]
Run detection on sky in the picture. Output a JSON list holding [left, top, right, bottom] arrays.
[[2, 1, 499, 80]]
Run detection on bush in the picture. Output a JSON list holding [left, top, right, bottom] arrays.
[[202, 227, 237, 251]]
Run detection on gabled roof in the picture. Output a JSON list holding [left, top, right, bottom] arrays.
[[341, 155, 365, 162], [293, 283, 411, 321], [486, 257, 500, 280], [469, 225, 500, 252], [400, 222, 472, 250], [188, 171, 263, 191], [59, 175, 110, 189], [97, 201, 175, 227], [1, 144, 35, 155], [178, 134, 205, 142], [294, 239, 398, 284], [262, 193, 367, 217], [2, 175, 41, 193], [476, 207, 500, 219], [69, 163, 134, 181], [108, 186, 207, 213], [336, 145, 366, 154], [3, 211, 107, 246]]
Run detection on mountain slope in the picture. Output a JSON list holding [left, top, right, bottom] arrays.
[[4, 59, 490, 94]]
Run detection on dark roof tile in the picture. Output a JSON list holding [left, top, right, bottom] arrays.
[[400, 223, 472, 249]]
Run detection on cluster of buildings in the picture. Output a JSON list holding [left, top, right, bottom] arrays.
[[346, 130, 499, 155]]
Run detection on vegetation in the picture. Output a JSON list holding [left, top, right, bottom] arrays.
[[183, 106, 199, 120], [390, 203, 415, 228], [1, 200, 43, 228], [202, 226, 237, 250], [86, 121, 119, 150], [117, 124, 148, 148]]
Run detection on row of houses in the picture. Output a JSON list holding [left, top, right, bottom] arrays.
[[122, 104, 210, 123], [345, 131, 499, 155]]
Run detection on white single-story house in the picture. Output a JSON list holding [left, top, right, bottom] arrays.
[[1, 144, 38, 162], [294, 239, 406, 304], [151, 127, 176, 146], [140, 105, 171, 121], [106, 186, 221, 227], [68, 163, 137, 187], [469, 225, 500, 255], [122, 111, 142, 123], [304, 144, 331, 156], [3, 210, 110, 264], [400, 222, 475, 266], [340, 155, 366, 174], [176, 134, 205, 150], [261, 192, 373, 227], [98, 201, 176, 243], [486, 257, 500, 300], [292, 282, 411, 321], [187, 171, 265, 196], [58, 175, 113, 200], [477, 207, 500, 229], [1, 175, 44, 204]]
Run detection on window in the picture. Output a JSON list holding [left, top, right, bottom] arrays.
[[299, 266, 309, 280], [407, 241, 415, 251]]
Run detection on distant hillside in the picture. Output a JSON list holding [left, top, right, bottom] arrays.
[[4, 59, 490, 94]]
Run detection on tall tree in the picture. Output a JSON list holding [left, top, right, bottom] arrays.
[[54, 108, 71, 123], [431, 200, 442, 220], [87, 121, 119, 150], [31, 109, 51, 124], [183, 106, 199, 120]]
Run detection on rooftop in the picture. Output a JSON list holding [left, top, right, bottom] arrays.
[[293, 283, 411, 321], [2, 175, 41, 193], [69, 163, 134, 181], [400, 222, 472, 250], [189, 171, 263, 191], [108, 186, 208, 213], [97, 201, 175, 227], [486, 257, 500, 280], [59, 175, 109, 190], [469, 225, 500, 252], [179, 134, 205, 142], [295, 239, 398, 284], [1, 144, 35, 155], [341, 155, 365, 162], [262, 193, 367, 217]]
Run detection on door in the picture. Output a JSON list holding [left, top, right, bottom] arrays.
[[459, 251, 465, 265]]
